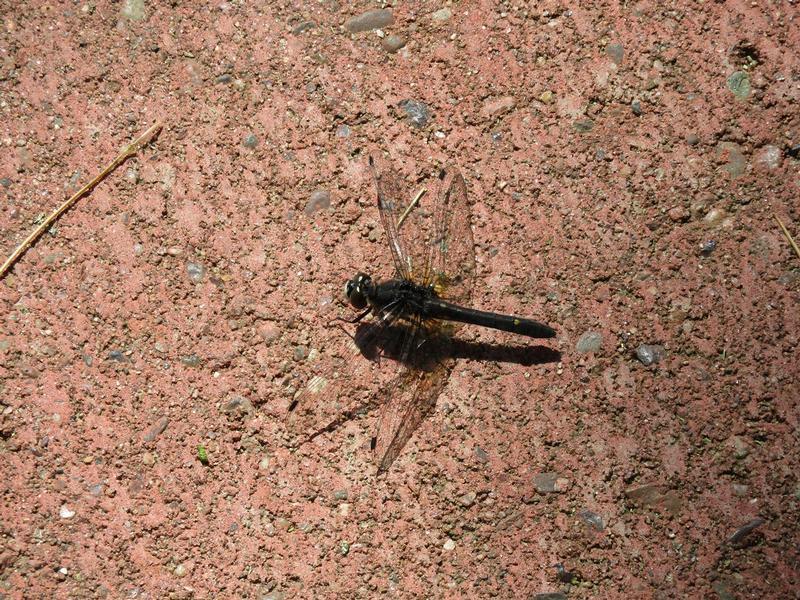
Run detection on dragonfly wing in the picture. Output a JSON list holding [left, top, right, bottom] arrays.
[[372, 317, 455, 474], [371, 155, 413, 280], [373, 358, 455, 474], [432, 168, 476, 309], [371, 155, 447, 285], [287, 303, 403, 444]]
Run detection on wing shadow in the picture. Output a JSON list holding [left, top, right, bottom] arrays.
[[299, 320, 560, 466]]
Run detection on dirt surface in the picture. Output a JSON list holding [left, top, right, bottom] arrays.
[[1, 1, 799, 598]]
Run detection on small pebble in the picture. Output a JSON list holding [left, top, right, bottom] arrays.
[[578, 509, 605, 531], [554, 563, 577, 583], [732, 483, 748, 497], [259, 323, 281, 344], [482, 96, 516, 118], [143, 416, 170, 442], [291, 21, 315, 34], [141, 452, 156, 466], [181, 354, 200, 367], [605, 42, 624, 65], [727, 71, 751, 99], [636, 344, 665, 366], [726, 517, 765, 546], [459, 491, 477, 507], [174, 563, 187, 577], [222, 396, 253, 414], [107, 350, 127, 362], [242, 133, 258, 149], [700, 240, 717, 256], [381, 34, 406, 53], [305, 190, 331, 214], [443, 538, 456, 551], [335, 124, 351, 138], [686, 133, 700, 146], [431, 7, 452, 21], [729, 435, 749, 459], [474, 446, 489, 462], [186, 262, 206, 283], [398, 99, 430, 128], [716, 142, 747, 178], [631, 99, 642, 116], [576, 331, 602, 353], [757, 145, 781, 170], [704, 208, 727, 227], [59, 505, 76, 519], [667, 206, 688, 222], [121, 0, 145, 20], [533, 472, 570, 494]]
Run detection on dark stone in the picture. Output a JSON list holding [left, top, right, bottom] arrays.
[[344, 9, 393, 33]]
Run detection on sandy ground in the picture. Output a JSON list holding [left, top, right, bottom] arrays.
[[1, 1, 799, 598]]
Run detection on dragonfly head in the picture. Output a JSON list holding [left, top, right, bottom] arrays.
[[345, 272, 372, 310]]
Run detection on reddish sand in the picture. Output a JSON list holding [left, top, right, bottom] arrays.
[[1, 2, 798, 598]]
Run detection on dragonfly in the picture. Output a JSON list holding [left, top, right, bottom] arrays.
[[288, 156, 556, 473]]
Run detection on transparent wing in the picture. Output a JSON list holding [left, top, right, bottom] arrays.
[[431, 169, 476, 308], [286, 303, 404, 443], [372, 317, 455, 474], [370, 155, 437, 285], [370, 155, 413, 280]]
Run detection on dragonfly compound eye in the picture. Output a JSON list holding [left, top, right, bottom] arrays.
[[345, 274, 369, 309]]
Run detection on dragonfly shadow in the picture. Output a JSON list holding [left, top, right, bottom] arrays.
[[353, 321, 562, 369], [299, 321, 560, 451]]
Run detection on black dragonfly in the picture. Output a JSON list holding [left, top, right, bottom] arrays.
[[289, 156, 556, 473]]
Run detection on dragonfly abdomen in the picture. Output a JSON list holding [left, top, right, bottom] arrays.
[[423, 299, 556, 339]]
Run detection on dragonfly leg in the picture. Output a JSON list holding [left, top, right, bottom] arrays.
[[327, 307, 372, 327]]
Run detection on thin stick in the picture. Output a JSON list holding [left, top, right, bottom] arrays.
[[774, 214, 800, 260], [397, 187, 426, 229], [0, 121, 163, 279]]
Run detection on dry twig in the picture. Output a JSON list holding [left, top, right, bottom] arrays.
[[0, 121, 162, 279], [774, 214, 800, 260], [397, 187, 426, 229]]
